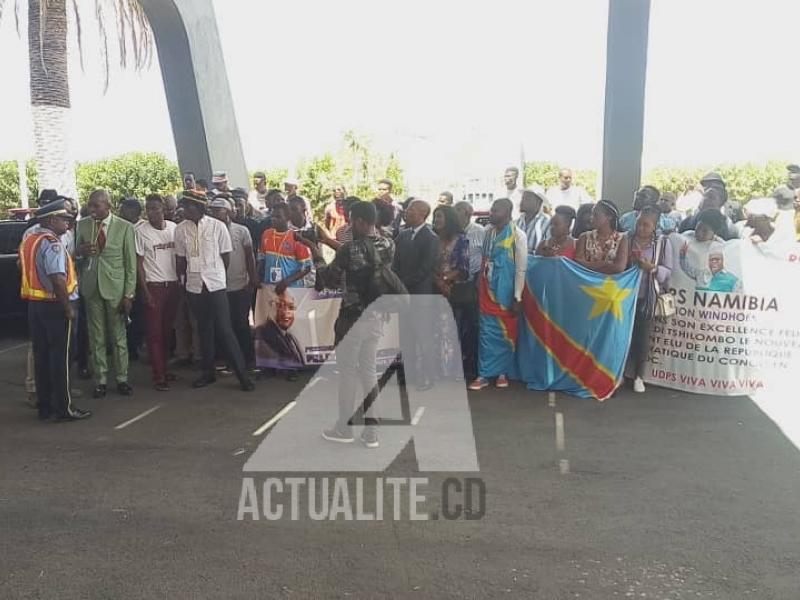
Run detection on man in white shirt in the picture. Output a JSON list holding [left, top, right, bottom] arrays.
[[248, 172, 269, 212], [497, 167, 524, 215], [136, 194, 180, 391], [210, 197, 257, 370], [546, 168, 593, 211], [174, 190, 255, 391]]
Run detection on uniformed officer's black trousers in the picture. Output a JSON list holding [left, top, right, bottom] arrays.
[[29, 301, 73, 419]]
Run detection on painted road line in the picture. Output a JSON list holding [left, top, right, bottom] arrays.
[[555, 412, 565, 452], [411, 406, 426, 426], [252, 401, 297, 436], [548, 392, 556, 408], [0, 342, 28, 355], [114, 405, 162, 430]]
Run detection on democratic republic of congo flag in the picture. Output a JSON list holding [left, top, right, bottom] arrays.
[[477, 223, 519, 379], [517, 257, 641, 401]]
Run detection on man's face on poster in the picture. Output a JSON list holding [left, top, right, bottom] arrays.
[[708, 253, 724, 274], [275, 295, 296, 331]]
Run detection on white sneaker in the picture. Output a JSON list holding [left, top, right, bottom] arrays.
[[633, 377, 646, 393]]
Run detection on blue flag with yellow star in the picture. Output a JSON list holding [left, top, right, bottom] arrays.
[[516, 257, 641, 401]]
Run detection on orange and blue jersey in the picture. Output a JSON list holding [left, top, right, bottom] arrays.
[[258, 228, 312, 288]]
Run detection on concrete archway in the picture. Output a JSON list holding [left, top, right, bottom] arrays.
[[137, 0, 248, 188], [138, 0, 650, 209]]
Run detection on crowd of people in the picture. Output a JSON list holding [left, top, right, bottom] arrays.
[[18, 164, 800, 447]]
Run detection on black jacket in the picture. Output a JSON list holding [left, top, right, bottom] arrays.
[[392, 225, 440, 295]]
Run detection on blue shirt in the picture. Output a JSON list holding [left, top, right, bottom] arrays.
[[620, 210, 674, 235]]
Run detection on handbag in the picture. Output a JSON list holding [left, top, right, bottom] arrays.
[[652, 236, 676, 320], [449, 278, 477, 306]]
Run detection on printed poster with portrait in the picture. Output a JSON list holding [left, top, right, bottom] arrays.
[[254, 285, 400, 370], [644, 230, 800, 395]]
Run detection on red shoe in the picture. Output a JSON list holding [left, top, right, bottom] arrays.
[[468, 377, 489, 391]]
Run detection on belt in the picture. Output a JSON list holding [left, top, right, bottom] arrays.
[[146, 281, 180, 288]]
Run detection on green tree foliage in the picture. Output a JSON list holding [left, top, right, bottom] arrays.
[[0, 161, 39, 213], [252, 131, 405, 220], [76, 152, 181, 205], [3, 151, 789, 220], [643, 161, 787, 201], [524, 162, 598, 198]]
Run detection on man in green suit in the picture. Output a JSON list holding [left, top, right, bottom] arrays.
[[76, 189, 137, 398]]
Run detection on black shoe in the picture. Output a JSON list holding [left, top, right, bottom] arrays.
[[322, 425, 355, 444], [53, 407, 92, 422], [192, 376, 217, 388], [360, 429, 379, 449], [240, 379, 255, 392], [93, 384, 107, 399], [117, 382, 134, 396], [37, 410, 52, 421], [78, 367, 91, 380]]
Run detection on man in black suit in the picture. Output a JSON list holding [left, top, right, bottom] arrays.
[[392, 199, 440, 390], [393, 199, 439, 293], [256, 288, 304, 369]]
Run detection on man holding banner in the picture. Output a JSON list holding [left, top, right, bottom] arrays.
[[469, 198, 528, 391]]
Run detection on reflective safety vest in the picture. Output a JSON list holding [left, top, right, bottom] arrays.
[[19, 231, 78, 301]]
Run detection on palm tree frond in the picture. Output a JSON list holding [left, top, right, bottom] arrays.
[[95, 0, 110, 92], [0, 0, 23, 35], [38, 0, 48, 76], [71, 0, 84, 71]]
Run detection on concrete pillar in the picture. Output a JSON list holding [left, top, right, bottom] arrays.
[[137, 0, 248, 188], [601, 0, 651, 211]]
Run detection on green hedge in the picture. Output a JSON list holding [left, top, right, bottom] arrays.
[[0, 161, 39, 213], [1, 154, 792, 218], [643, 161, 787, 201], [0, 152, 181, 216], [523, 160, 789, 204], [76, 152, 181, 206]]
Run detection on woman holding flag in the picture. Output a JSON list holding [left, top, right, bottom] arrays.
[[468, 198, 528, 391]]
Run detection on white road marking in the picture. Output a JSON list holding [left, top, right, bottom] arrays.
[[252, 401, 297, 436], [555, 412, 565, 452], [548, 392, 556, 408], [559, 459, 570, 475], [0, 342, 27, 355], [114, 405, 162, 430], [411, 406, 426, 426]]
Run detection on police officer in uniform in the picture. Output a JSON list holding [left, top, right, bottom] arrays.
[[19, 200, 91, 422]]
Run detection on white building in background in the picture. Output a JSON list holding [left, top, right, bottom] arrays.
[[394, 126, 526, 211]]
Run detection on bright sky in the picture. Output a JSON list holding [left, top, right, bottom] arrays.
[[1, 0, 799, 186]]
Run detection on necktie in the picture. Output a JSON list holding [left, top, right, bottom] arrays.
[[96, 222, 106, 253]]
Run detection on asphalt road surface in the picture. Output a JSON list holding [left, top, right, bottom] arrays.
[[1, 333, 799, 599]]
